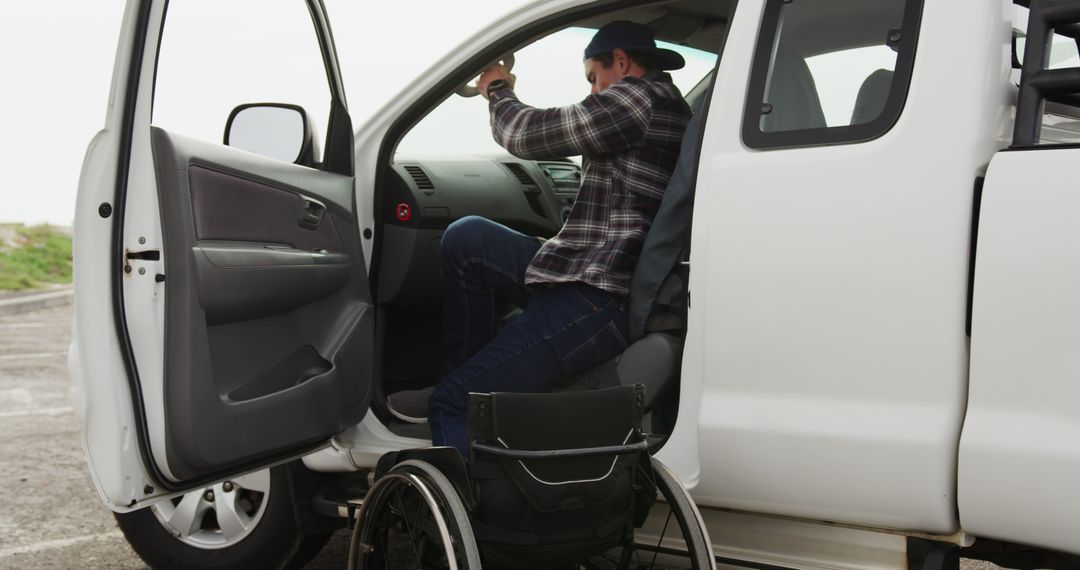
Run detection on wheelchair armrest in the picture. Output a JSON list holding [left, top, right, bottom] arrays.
[[471, 439, 648, 459]]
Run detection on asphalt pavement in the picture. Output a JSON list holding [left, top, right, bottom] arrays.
[[0, 304, 141, 568], [0, 303, 1003, 569], [0, 304, 357, 569]]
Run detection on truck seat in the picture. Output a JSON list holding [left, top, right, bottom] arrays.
[[851, 68, 894, 125], [761, 48, 827, 132], [562, 89, 706, 408]]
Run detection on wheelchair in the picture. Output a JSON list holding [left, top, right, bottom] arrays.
[[347, 384, 714, 569]]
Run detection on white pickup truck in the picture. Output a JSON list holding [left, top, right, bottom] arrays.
[[71, 0, 1080, 568]]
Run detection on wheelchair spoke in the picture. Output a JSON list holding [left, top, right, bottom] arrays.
[[393, 486, 425, 569], [352, 462, 480, 570], [648, 509, 674, 570]]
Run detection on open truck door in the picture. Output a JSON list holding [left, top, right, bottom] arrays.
[[71, 0, 374, 508]]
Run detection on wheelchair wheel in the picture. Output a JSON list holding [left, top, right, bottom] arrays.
[[349, 460, 481, 570], [581, 457, 715, 570], [649, 456, 715, 569]]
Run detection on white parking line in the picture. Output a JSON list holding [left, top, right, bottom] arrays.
[[0, 407, 74, 419], [0, 352, 67, 361], [0, 322, 48, 328], [0, 531, 124, 559]]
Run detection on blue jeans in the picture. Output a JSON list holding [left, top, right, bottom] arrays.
[[429, 216, 630, 455]]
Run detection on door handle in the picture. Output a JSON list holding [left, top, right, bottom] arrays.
[[297, 198, 326, 230]]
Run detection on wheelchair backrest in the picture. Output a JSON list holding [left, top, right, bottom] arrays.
[[467, 385, 647, 513]]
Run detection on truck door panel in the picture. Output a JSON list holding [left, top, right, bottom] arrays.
[[679, 0, 1009, 534], [74, 0, 375, 502], [150, 127, 373, 482]]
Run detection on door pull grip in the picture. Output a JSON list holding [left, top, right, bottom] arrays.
[[298, 198, 326, 230]]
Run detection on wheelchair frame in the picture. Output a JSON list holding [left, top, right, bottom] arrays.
[[347, 386, 715, 570]]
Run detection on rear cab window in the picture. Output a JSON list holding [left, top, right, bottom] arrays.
[[742, 0, 925, 149]]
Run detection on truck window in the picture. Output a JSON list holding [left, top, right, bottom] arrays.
[[742, 0, 924, 149], [393, 28, 716, 158], [153, 0, 332, 161]]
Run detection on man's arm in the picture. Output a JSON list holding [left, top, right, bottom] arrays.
[[488, 81, 653, 160]]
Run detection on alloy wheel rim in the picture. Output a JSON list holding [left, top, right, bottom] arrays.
[[150, 469, 271, 549]]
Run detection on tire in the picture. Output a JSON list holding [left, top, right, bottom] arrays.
[[644, 457, 715, 569], [581, 457, 715, 570], [349, 459, 480, 570], [115, 465, 330, 570]]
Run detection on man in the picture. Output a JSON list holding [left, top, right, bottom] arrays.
[[389, 21, 692, 455]]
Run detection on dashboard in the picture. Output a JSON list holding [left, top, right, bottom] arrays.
[[536, 161, 582, 222], [376, 155, 581, 306]]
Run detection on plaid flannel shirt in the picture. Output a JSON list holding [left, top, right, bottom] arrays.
[[488, 72, 692, 297]]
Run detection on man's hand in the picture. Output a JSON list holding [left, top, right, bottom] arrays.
[[477, 64, 516, 100]]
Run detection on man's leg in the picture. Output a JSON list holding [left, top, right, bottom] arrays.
[[387, 216, 539, 423], [441, 216, 540, 372], [429, 284, 629, 455]]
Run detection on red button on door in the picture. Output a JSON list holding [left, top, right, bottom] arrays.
[[396, 203, 411, 222]]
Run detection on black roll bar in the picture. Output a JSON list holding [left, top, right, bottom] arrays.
[[1014, 0, 1080, 146]]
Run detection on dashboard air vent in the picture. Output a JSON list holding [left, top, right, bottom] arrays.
[[504, 163, 537, 187], [403, 165, 434, 190]]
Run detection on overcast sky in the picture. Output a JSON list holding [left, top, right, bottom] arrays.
[[1, 1, 928, 226], [0, 0, 542, 226]]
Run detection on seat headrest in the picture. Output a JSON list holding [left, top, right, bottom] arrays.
[[850, 68, 894, 125], [761, 49, 827, 132]]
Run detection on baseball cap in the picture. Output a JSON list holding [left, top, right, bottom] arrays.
[[584, 21, 686, 71]]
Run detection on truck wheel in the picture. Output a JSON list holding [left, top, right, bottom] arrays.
[[114, 465, 330, 570]]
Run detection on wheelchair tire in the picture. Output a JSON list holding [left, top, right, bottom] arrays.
[[582, 456, 715, 570], [349, 459, 480, 570], [650, 456, 716, 569]]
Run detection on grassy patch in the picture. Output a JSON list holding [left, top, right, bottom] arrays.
[[0, 225, 73, 291]]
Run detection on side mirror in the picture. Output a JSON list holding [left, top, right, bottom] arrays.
[[224, 103, 315, 165]]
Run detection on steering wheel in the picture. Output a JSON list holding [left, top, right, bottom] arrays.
[[456, 54, 516, 98]]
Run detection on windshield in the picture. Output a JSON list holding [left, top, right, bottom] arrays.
[[397, 27, 717, 158]]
